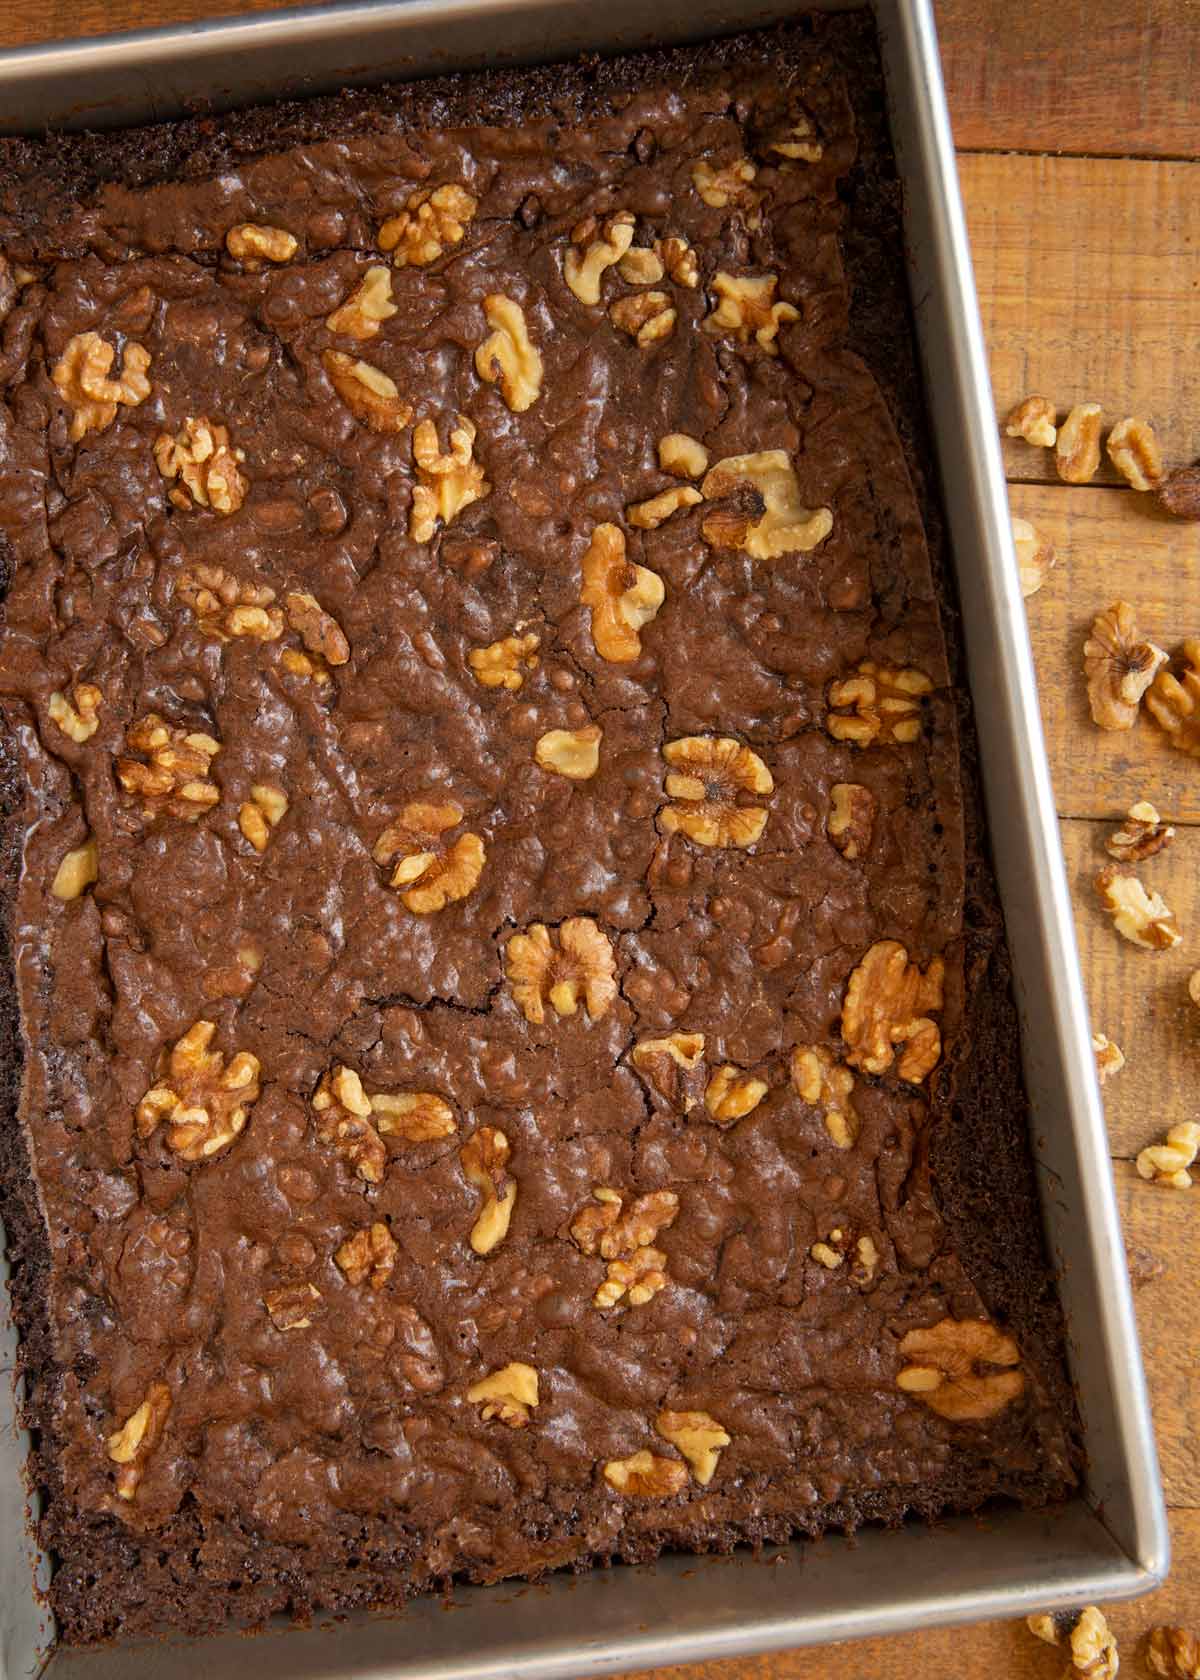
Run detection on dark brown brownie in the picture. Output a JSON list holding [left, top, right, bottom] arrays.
[[0, 12, 1079, 1647]]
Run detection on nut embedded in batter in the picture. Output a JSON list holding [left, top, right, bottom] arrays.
[[474, 294, 543, 411], [1084, 601, 1167, 730], [264, 1282, 322, 1331], [603, 1450, 689, 1497], [896, 1317, 1025, 1422], [534, 724, 602, 780], [48, 682, 102, 743], [467, 1361, 539, 1427], [658, 432, 709, 478], [154, 417, 248, 514], [656, 235, 700, 287], [323, 349, 413, 433], [826, 781, 876, 860], [658, 735, 773, 849], [631, 1032, 707, 1112], [704, 1064, 769, 1127], [504, 917, 617, 1024], [692, 156, 758, 209], [136, 1020, 262, 1163], [311, 1065, 388, 1184], [655, 1410, 730, 1485], [410, 413, 490, 541], [326, 265, 397, 340], [51, 837, 98, 901], [379, 183, 477, 268], [563, 210, 636, 305], [841, 940, 945, 1083], [791, 1044, 859, 1148], [238, 784, 288, 852], [609, 289, 676, 346], [285, 591, 350, 668], [1095, 865, 1182, 950], [335, 1221, 399, 1289], [177, 564, 284, 642], [115, 714, 221, 823], [52, 331, 151, 441], [570, 1185, 678, 1308], [370, 1090, 457, 1144], [460, 1126, 517, 1255], [579, 522, 664, 662], [700, 451, 832, 559], [704, 271, 798, 354], [225, 222, 297, 264], [1146, 638, 1200, 757], [627, 485, 702, 529], [826, 661, 933, 746], [372, 800, 486, 914], [106, 1382, 171, 1500], [468, 631, 540, 691]]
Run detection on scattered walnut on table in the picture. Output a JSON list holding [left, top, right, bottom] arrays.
[[791, 1044, 859, 1148], [1091, 1032, 1125, 1084], [225, 222, 297, 264], [51, 837, 98, 902], [136, 1020, 261, 1162], [704, 272, 797, 354], [631, 1031, 707, 1113], [410, 413, 489, 541], [658, 433, 709, 478], [52, 331, 151, 441], [658, 735, 773, 849], [704, 1064, 769, 1127], [323, 349, 413, 433], [325, 265, 397, 339], [335, 1221, 398, 1290], [1003, 395, 1057, 448], [468, 631, 540, 690], [627, 485, 702, 529], [1107, 416, 1164, 490], [460, 1126, 517, 1255], [264, 1282, 322, 1331], [1106, 798, 1175, 861], [609, 290, 676, 346], [379, 183, 477, 267], [372, 799, 485, 913], [467, 1361, 539, 1427], [177, 564, 283, 642], [534, 724, 602, 780], [826, 661, 933, 747], [1055, 401, 1104, 483], [474, 294, 543, 411], [1083, 601, 1167, 729], [692, 156, 758, 209], [238, 784, 288, 853], [48, 682, 102, 743], [841, 940, 945, 1083], [1136, 1121, 1200, 1188], [655, 1410, 730, 1485], [700, 451, 832, 558], [579, 522, 664, 662], [1147, 1625, 1200, 1678], [1146, 638, 1200, 756], [106, 1382, 171, 1500], [563, 211, 635, 305], [1011, 515, 1056, 598], [504, 917, 617, 1024], [826, 781, 876, 860], [1156, 463, 1200, 521], [1095, 865, 1182, 950], [116, 714, 221, 824], [896, 1317, 1024, 1422], [155, 417, 247, 513], [604, 1450, 689, 1497]]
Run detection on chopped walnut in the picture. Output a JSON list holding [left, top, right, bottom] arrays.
[[238, 784, 288, 852], [810, 1240, 843, 1269], [1012, 515, 1056, 598], [563, 211, 635, 305], [505, 917, 617, 1024], [323, 350, 413, 433], [312, 1065, 387, 1184], [896, 1317, 1024, 1422], [704, 1064, 769, 1127], [656, 236, 700, 288], [692, 156, 758, 209], [264, 1282, 322, 1331], [379, 183, 477, 267], [1069, 1608, 1120, 1680], [474, 294, 543, 412], [460, 1126, 517, 1254], [791, 1045, 859, 1148], [1147, 1625, 1200, 1678], [1106, 799, 1174, 862], [571, 1186, 678, 1307], [51, 837, 98, 902], [467, 1361, 539, 1427], [1107, 416, 1164, 490], [617, 246, 665, 286], [841, 940, 945, 1083], [225, 223, 297, 264], [370, 1090, 456, 1143], [468, 631, 540, 690], [1136, 1121, 1200, 1188], [48, 682, 102, 743], [1004, 395, 1057, 448], [579, 522, 664, 662], [1092, 1033, 1125, 1083], [1055, 401, 1104, 483], [604, 1450, 689, 1497], [115, 714, 221, 823], [767, 113, 824, 162], [1147, 638, 1200, 757], [52, 331, 151, 441], [827, 782, 875, 860], [335, 1221, 398, 1289], [701, 451, 833, 558], [656, 1410, 729, 1485], [853, 1234, 880, 1286], [631, 1032, 707, 1113], [609, 290, 676, 346], [284, 591, 350, 670], [627, 485, 702, 529], [106, 1382, 171, 1500], [827, 661, 933, 747], [659, 735, 772, 849], [177, 564, 283, 642], [1095, 865, 1182, 950], [704, 272, 797, 354], [136, 1021, 261, 1162], [154, 417, 247, 514], [1084, 601, 1167, 729], [535, 724, 602, 780], [659, 433, 709, 478], [410, 413, 489, 541], [326, 265, 397, 339], [372, 800, 486, 913]]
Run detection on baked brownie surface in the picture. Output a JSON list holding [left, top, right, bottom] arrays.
[[0, 13, 1079, 1645]]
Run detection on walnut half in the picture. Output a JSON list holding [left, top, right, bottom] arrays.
[[379, 183, 477, 267], [1106, 799, 1174, 862], [579, 523, 664, 662], [701, 450, 832, 558], [335, 1221, 398, 1289], [791, 1044, 858, 1148], [826, 782, 875, 860], [659, 735, 773, 849], [1136, 1121, 1200, 1189], [474, 295, 543, 412], [570, 1185, 678, 1309], [467, 1361, 539, 1426], [1147, 638, 1200, 758], [116, 714, 221, 823], [1084, 601, 1166, 730], [505, 918, 617, 1024], [631, 1032, 706, 1113], [410, 414, 489, 541], [896, 1317, 1024, 1421], [136, 1020, 261, 1162], [324, 350, 413, 433], [563, 211, 635, 305], [48, 683, 102, 743], [106, 1382, 171, 1500], [704, 271, 797, 355], [372, 800, 486, 913], [468, 631, 540, 691], [841, 940, 945, 1083], [656, 1410, 730, 1485], [827, 662, 933, 747], [52, 332, 151, 441], [704, 1064, 768, 1126], [460, 1126, 517, 1254], [154, 417, 247, 514], [326, 266, 397, 340]]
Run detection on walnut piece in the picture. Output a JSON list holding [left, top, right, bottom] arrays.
[[505, 917, 617, 1024], [627, 485, 702, 529], [896, 1317, 1024, 1422], [177, 564, 283, 642], [609, 290, 676, 346], [1157, 464, 1200, 521], [1011, 515, 1056, 598], [704, 1064, 769, 1126], [656, 1410, 729, 1485], [1147, 638, 1200, 757], [659, 433, 709, 478], [1107, 416, 1164, 490], [106, 1382, 171, 1500], [51, 837, 98, 901], [1136, 1121, 1200, 1189], [335, 1221, 398, 1289], [323, 350, 413, 433], [656, 236, 700, 287], [474, 295, 543, 412], [604, 1450, 689, 1497], [1085, 601, 1167, 729], [372, 799, 486, 913], [370, 1090, 456, 1144], [52, 331, 151, 441], [1004, 395, 1057, 448], [1055, 401, 1104, 483], [326, 265, 397, 339], [410, 413, 489, 541], [285, 591, 351, 669], [767, 113, 823, 162], [379, 183, 477, 267], [659, 735, 773, 849], [810, 1240, 843, 1269], [827, 782, 875, 860], [571, 1184, 678, 1308], [1095, 865, 1182, 950], [563, 211, 635, 305], [460, 1126, 516, 1254], [1068, 1608, 1120, 1680], [238, 784, 288, 852], [535, 724, 602, 780], [468, 631, 540, 690], [841, 940, 945, 1083], [692, 156, 758, 209], [791, 1044, 859, 1148], [264, 1282, 322, 1331], [155, 417, 247, 513], [617, 246, 665, 285], [1107, 799, 1174, 861], [312, 1065, 387, 1184], [704, 272, 798, 354], [579, 522, 664, 662], [1147, 1625, 1200, 1678], [48, 682, 102, 743], [827, 662, 933, 747], [116, 714, 221, 823], [701, 451, 832, 558], [225, 223, 296, 264], [1092, 1033, 1125, 1084], [467, 1361, 539, 1427], [136, 1021, 261, 1162], [631, 1032, 707, 1113]]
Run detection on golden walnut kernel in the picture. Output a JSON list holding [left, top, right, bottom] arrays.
[[505, 917, 617, 1024], [1107, 799, 1174, 862], [604, 1450, 689, 1497], [285, 591, 350, 669], [52, 331, 151, 441], [326, 265, 397, 339], [379, 183, 477, 267], [371, 1090, 456, 1144], [467, 1361, 539, 1427], [154, 417, 247, 514], [106, 1382, 171, 1500], [372, 799, 486, 913], [1147, 638, 1200, 757], [827, 662, 933, 747], [1092, 1033, 1125, 1084], [627, 485, 702, 529], [791, 1044, 858, 1148], [1095, 865, 1182, 950], [656, 1410, 730, 1486], [767, 113, 824, 162], [826, 781, 875, 860], [1107, 416, 1164, 491], [238, 784, 288, 852], [535, 724, 602, 780], [842, 940, 945, 1083], [1011, 515, 1056, 598], [460, 1125, 517, 1255], [468, 630, 540, 691], [704, 1064, 769, 1127], [570, 1186, 679, 1308], [1084, 600, 1167, 730], [659, 735, 773, 849], [323, 350, 413, 433], [411, 413, 489, 542], [659, 432, 709, 478], [136, 1020, 261, 1162], [1004, 395, 1057, 448], [563, 210, 635, 305], [631, 1032, 707, 1113], [116, 714, 221, 823], [335, 1221, 398, 1289], [225, 222, 296, 264], [692, 156, 758, 209], [177, 564, 283, 642], [51, 837, 98, 902], [617, 246, 665, 285], [1055, 401, 1104, 483], [896, 1317, 1025, 1422], [579, 523, 664, 662], [312, 1065, 386, 1183], [474, 294, 543, 412], [701, 451, 833, 559], [1136, 1121, 1200, 1188], [704, 272, 798, 354], [264, 1282, 322, 1332], [656, 235, 700, 287], [1028, 1608, 1120, 1680], [609, 290, 676, 346], [1148, 1625, 1200, 1678], [48, 682, 102, 743]]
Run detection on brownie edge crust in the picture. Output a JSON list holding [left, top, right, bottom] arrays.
[[0, 12, 1079, 1646]]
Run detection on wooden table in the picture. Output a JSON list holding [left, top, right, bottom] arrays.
[[4, 1, 1198, 1674]]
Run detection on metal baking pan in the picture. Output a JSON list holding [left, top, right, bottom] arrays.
[[0, 1, 1169, 1675]]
